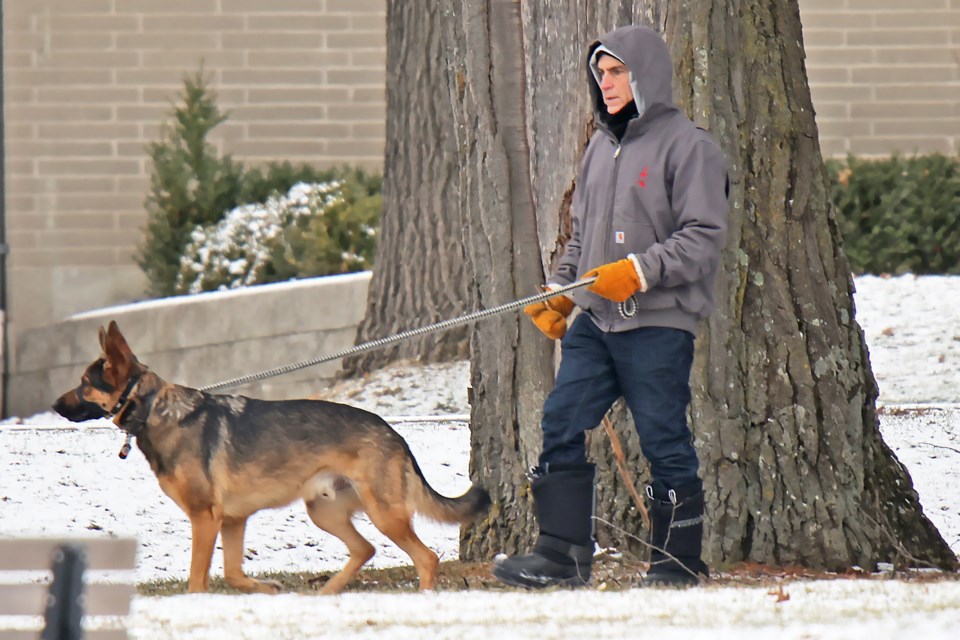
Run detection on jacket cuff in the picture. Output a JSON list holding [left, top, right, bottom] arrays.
[[627, 254, 648, 293]]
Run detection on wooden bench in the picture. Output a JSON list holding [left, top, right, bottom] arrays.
[[0, 537, 137, 640]]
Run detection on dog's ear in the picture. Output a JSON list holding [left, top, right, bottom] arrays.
[[103, 321, 136, 384], [107, 321, 125, 343], [98, 325, 108, 353]]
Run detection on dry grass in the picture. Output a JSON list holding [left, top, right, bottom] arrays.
[[137, 552, 960, 597]]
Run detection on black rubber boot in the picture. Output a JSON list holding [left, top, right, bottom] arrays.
[[492, 463, 595, 588], [643, 482, 709, 587]]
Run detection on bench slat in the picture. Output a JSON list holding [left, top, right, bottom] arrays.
[[0, 629, 128, 640], [0, 538, 137, 571], [0, 583, 135, 616]]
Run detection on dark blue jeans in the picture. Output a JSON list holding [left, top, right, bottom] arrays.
[[539, 313, 700, 491]]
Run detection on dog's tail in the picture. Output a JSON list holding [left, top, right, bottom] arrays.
[[406, 454, 491, 524]]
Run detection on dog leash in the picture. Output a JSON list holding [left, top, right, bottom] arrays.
[[199, 277, 597, 393], [116, 278, 596, 459]]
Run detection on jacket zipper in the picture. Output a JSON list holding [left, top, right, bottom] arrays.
[[601, 141, 623, 321], [604, 142, 622, 258]]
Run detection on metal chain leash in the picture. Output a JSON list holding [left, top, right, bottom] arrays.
[[200, 277, 597, 393]]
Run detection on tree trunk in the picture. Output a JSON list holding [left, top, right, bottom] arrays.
[[439, 0, 957, 570], [664, 0, 955, 570], [344, 1, 469, 376], [439, 0, 558, 554]]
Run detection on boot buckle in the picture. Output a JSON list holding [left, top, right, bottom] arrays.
[[645, 485, 679, 505]]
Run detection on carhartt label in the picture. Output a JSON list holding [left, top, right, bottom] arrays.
[[615, 231, 625, 244]]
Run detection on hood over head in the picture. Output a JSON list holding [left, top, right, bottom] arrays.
[[588, 25, 675, 129]]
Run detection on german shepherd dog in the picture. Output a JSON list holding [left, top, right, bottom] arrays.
[[53, 321, 490, 594]]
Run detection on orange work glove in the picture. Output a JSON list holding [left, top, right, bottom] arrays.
[[523, 294, 575, 340], [584, 258, 644, 303]]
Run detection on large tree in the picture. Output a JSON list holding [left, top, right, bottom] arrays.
[[368, 0, 957, 569], [344, 2, 470, 375]]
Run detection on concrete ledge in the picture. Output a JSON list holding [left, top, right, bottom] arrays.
[[7, 272, 371, 418]]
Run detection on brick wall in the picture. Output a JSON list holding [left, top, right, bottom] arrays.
[[2, 0, 386, 335], [799, 0, 960, 156]]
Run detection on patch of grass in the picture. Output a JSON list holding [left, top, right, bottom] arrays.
[[137, 554, 646, 596], [877, 405, 947, 417], [136, 554, 960, 597]]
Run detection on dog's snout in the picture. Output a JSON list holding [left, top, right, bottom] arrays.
[[52, 388, 108, 422], [52, 397, 67, 414]]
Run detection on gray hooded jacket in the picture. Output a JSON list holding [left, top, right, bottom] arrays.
[[551, 25, 729, 335]]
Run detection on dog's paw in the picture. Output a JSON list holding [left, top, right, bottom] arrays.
[[227, 576, 284, 594], [254, 578, 284, 594]]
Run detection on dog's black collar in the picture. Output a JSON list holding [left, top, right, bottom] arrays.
[[109, 375, 141, 416], [115, 388, 157, 438]]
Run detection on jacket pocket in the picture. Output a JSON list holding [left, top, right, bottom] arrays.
[[675, 285, 709, 317], [632, 286, 677, 310], [608, 219, 657, 260]]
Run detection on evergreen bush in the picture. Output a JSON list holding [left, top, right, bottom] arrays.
[[138, 69, 245, 297], [139, 69, 382, 297], [176, 170, 381, 294], [827, 153, 960, 275], [265, 169, 381, 285]]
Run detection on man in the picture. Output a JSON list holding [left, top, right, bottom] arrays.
[[493, 24, 729, 589]]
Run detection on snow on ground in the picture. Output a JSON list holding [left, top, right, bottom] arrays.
[[2, 274, 959, 639], [854, 275, 960, 405], [126, 580, 960, 640]]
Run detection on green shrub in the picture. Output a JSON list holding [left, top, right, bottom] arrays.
[[138, 69, 246, 297], [241, 161, 343, 206], [827, 153, 960, 275], [139, 69, 382, 297], [175, 169, 381, 294], [264, 169, 382, 284]]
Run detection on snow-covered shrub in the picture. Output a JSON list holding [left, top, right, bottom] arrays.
[[138, 68, 381, 297], [176, 171, 380, 293]]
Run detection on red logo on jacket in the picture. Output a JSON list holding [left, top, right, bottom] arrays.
[[637, 167, 649, 188]]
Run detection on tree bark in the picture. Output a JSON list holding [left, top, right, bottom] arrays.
[[344, 1, 469, 376], [662, 0, 956, 570], [439, 0, 957, 570], [439, 0, 557, 554]]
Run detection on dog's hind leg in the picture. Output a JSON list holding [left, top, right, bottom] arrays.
[[356, 489, 440, 591], [221, 516, 283, 594], [305, 497, 375, 595]]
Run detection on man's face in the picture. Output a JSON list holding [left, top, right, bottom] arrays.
[[597, 54, 633, 115]]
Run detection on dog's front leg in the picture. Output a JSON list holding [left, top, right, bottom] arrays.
[[221, 517, 283, 594], [188, 509, 221, 592]]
